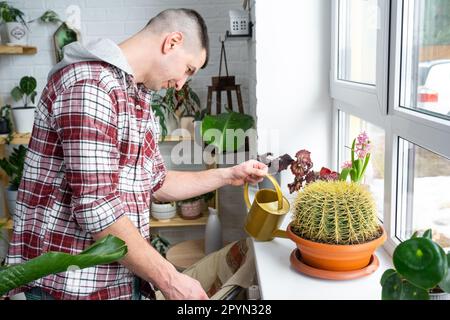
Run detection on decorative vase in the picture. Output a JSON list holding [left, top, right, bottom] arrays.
[[12, 107, 35, 133], [204, 207, 222, 255], [179, 199, 202, 220]]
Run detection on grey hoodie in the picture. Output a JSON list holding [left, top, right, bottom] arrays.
[[48, 38, 134, 81]]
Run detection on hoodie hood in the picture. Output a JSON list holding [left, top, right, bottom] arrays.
[[48, 38, 134, 81]]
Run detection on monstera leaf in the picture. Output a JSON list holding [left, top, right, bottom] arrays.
[[0, 235, 127, 296], [202, 111, 254, 153]]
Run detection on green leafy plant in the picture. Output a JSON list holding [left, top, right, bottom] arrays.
[[171, 80, 201, 118], [28, 10, 61, 24], [202, 111, 255, 153], [11, 76, 37, 108], [150, 234, 170, 258], [0, 145, 27, 190], [0, 3, 61, 27], [0, 1, 26, 26], [152, 80, 202, 141], [291, 180, 381, 245], [380, 229, 450, 300], [0, 234, 128, 296]]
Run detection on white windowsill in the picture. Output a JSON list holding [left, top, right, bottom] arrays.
[[251, 216, 393, 300]]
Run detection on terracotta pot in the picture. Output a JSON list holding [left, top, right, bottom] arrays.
[[287, 222, 387, 271]]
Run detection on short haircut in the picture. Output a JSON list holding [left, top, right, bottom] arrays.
[[145, 8, 209, 68]]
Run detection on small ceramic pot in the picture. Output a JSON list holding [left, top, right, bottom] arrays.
[[12, 106, 35, 133], [6, 22, 28, 45], [179, 199, 203, 220], [151, 202, 177, 221]]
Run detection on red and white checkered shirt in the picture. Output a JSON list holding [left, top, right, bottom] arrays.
[[6, 61, 167, 299]]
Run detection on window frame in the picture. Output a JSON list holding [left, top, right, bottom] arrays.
[[331, 0, 450, 255]]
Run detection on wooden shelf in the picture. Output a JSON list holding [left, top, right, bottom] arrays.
[[0, 218, 13, 230], [150, 209, 209, 228], [0, 45, 37, 55], [0, 132, 31, 145], [0, 133, 192, 145]]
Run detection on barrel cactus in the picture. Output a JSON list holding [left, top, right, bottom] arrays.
[[291, 180, 382, 245]]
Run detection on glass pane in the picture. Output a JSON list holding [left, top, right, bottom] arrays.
[[338, 0, 378, 85], [400, 0, 450, 120], [339, 112, 385, 221], [397, 139, 450, 250]]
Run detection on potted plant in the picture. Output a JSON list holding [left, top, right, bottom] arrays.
[[0, 3, 62, 46], [10, 75, 37, 133], [284, 132, 386, 278], [0, 1, 27, 45], [178, 192, 214, 220], [380, 229, 450, 300], [150, 199, 177, 222], [0, 145, 27, 217]]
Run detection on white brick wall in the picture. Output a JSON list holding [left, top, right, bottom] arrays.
[[0, 0, 256, 248], [0, 0, 251, 113]]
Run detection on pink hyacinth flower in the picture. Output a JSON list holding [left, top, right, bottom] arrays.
[[341, 161, 352, 169]]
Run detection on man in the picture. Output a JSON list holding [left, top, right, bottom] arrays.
[[6, 8, 267, 300]]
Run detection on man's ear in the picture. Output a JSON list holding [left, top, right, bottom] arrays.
[[162, 32, 184, 54]]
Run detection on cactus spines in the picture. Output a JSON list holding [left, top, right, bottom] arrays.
[[291, 180, 382, 245]]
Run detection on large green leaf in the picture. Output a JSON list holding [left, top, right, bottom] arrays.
[[381, 271, 403, 300], [0, 235, 127, 296], [380, 268, 397, 286], [202, 111, 254, 153], [19, 76, 37, 96], [394, 237, 447, 290], [381, 271, 429, 300]]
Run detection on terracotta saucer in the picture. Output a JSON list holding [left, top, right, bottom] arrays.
[[289, 249, 379, 280]]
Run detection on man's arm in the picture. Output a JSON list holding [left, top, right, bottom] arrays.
[[92, 216, 208, 300], [153, 159, 268, 202]]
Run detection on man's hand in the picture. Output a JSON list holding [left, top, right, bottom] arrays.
[[225, 159, 268, 186], [162, 272, 209, 300]]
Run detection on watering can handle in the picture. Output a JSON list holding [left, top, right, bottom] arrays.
[[244, 174, 283, 211]]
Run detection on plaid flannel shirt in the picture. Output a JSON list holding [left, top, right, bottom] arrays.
[[5, 61, 167, 299]]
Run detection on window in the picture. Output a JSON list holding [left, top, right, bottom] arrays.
[[396, 139, 450, 249], [338, 111, 385, 221], [331, 0, 450, 253], [399, 0, 450, 120], [338, 0, 378, 85]]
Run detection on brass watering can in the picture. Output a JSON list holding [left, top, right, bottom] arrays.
[[243, 174, 290, 241]]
